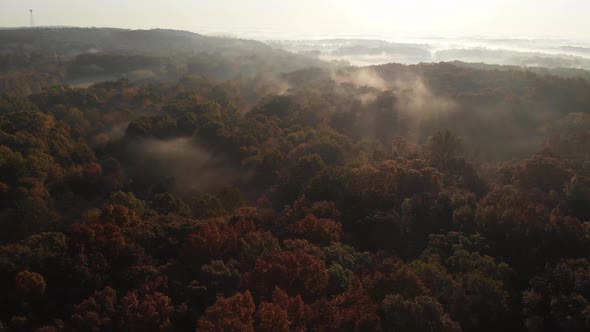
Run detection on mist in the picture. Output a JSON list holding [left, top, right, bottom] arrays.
[[125, 138, 237, 197], [271, 37, 590, 70], [331, 66, 458, 136]]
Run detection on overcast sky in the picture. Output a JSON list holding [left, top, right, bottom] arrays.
[[1, 0, 589, 40]]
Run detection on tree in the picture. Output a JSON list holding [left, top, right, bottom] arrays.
[[246, 249, 329, 301], [149, 193, 190, 217], [515, 155, 572, 192], [255, 302, 290, 332], [185, 219, 255, 263], [363, 257, 429, 302], [243, 287, 306, 332], [15, 271, 46, 301], [428, 129, 462, 170], [414, 232, 512, 331], [71, 286, 174, 332], [198, 291, 255, 332], [308, 280, 381, 331], [523, 259, 590, 332], [564, 176, 590, 220], [108, 191, 146, 214], [289, 214, 342, 245], [381, 295, 461, 332]]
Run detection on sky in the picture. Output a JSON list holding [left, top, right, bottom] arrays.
[[1, 0, 589, 41]]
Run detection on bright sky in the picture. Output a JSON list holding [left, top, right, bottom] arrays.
[[1, 0, 589, 40]]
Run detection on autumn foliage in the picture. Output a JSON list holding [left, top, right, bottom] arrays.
[[0, 32, 590, 331]]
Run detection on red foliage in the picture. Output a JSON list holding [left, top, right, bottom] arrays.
[[100, 204, 141, 226], [307, 280, 381, 331], [255, 302, 290, 332], [289, 214, 342, 245], [254, 287, 306, 331], [71, 286, 174, 332], [71, 287, 118, 331], [198, 291, 256, 332], [185, 219, 256, 263], [246, 249, 329, 300], [117, 291, 175, 331], [68, 223, 129, 259], [66, 223, 145, 289], [15, 270, 46, 300], [82, 162, 103, 179]]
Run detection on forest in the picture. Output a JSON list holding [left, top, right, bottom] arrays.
[[0, 28, 589, 331]]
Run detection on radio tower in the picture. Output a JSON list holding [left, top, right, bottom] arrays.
[[30, 9, 34, 28]]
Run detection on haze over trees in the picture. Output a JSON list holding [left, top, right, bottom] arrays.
[[0, 28, 589, 331]]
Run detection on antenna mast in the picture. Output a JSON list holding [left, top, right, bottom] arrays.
[[30, 10, 34, 28]]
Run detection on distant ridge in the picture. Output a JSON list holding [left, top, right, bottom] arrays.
[[0, 27, 271, 55]]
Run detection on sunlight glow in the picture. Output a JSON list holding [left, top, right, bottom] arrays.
[[1, 0, 588, 40]]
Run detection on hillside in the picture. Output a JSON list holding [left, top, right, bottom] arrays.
[[0, 27, 270, 55], [0, 28, 329, 95]]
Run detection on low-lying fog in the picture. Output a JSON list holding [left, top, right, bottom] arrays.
[[203, 29, 590, 69], [271, 37, 590, 69]]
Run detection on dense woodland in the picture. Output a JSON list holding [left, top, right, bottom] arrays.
[[0, 28, 589, 331]]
